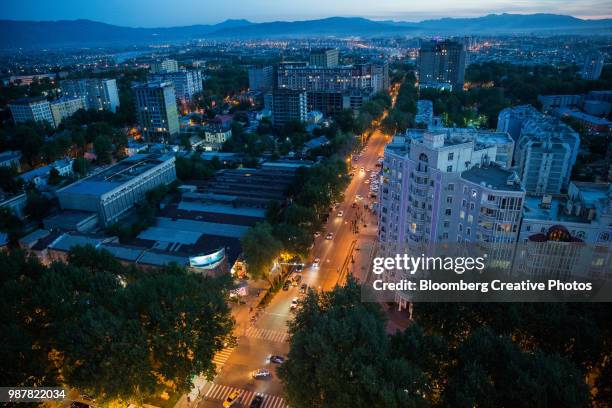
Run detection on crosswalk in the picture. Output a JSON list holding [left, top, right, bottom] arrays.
[[245, 327, 289, 343], [203, 383, 287, 408], [213, 347, 235, 371]]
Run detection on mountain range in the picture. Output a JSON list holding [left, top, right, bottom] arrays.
[[1, 13, 611, 49]]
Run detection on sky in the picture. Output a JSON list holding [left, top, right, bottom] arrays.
[[3, 0, 611, 27]]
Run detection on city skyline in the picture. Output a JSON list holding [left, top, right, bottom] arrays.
[[3, 0, 612, 27]]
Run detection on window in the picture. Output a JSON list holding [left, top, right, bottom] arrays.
[[447, 165, 453, 172], [443, 221, 450, 228], [463, 186, 468, 194], [446, 196, 453, 204], [466, 227, 471, 236], [460, 210, 465, 219], [448, 152, 454, 160], [458, 224, 463, 232], [470, 202, 475, 210], [445, 208, 452, 216], [467, 215, 473, 223], [448, 183, 454, 191]]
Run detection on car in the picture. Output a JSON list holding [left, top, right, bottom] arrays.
[[295, 264, 303, 272], [314, 231, 321, 238], [282, 280, 291, 291], [365, 179, 370, 184], [250, 395, 264, 408], [351, 202, 357, 208], [326, 232, 333, 240], [355, 194, 363, 201], [360, 166, 365, 172], [337, 210, 344, 217], [223, 390, 242, 407], [313, 258, 320, 267], [290, 297, 299, 310], [252, 368, 271, 379], [269, 355, 285, 364], [300, 283, 308, 294], [292, 274, 302, 286]]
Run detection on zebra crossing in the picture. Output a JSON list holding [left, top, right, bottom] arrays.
[[212, 347, 235, 371], [245, 327, 289, 343], [203, 383, 287, 408]]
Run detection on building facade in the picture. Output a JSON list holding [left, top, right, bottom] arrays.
[[417, 40, 466, 91], [148, 70, 203, 102], [266, 89, 308, 127], [9, 97, 55, 127], [150, 59, 179, 74], [60, 78, 120, 112], [309, 48, 339, 68], [50, 96, 85, 126], [248, 66, 274, 91], [133, 81, 180, 142], [580, 52, 605, 80]]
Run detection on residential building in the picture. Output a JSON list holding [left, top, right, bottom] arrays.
[[50, 96, 85, 126], [9, 97, 54, 127], [133, 81, 180, 142], [150, 59, 179, 73], [309, 48, 339, 68], [266, 89, 307, 127], [60, 78, 120, 112], [248, 66, 274, 91], [148, 70, 203, 102], [56, 154, 176, 226], [537, 94, 583, 112], [580, 52, 605, 80], [417, 39, 466, 91], [415, 100, 434, 128], [379, 130, 524, 251], [203, 125, 232, 151], [19, 158, 74, 187], [554, 108, 612, 133]]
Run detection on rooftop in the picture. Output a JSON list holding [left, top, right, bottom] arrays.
[[461, 165, 523, 192]]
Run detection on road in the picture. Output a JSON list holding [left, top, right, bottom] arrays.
[[189, 126, 390, 408]]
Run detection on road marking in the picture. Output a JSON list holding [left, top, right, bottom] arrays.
[[212, 347, 235, 371], [245, 327, 289, 342], [202, 383, 287, 407]]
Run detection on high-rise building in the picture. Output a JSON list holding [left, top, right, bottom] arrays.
[[417, 39, 466, 91], [148, 70, 203, 102], [580, 52, 605, 80], [309, 48, 339, 68], [248, 66, 274, 92], [497, 105, 580, 195], [60, 78, 120, 112], [150, 59, 179, 74], [133, 82, 180, 142], [265, 89, 307, 127], [50, 96, 85, 127], [9, 97, 55, 127], [378, 129, 525, 263]]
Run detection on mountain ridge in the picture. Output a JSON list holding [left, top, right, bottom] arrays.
[[1, 14, 610, 49]]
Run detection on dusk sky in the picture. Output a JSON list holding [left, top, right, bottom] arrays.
[[3, 0, 611, 27]]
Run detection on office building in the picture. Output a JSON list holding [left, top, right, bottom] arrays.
[[266, 89, 307, 127], [133, 81, 180, 142], [148, 70, 203, 102], [580, 52, 605, 80], [417, 39, 466, 91], [248, 66, 274, 91], [57, 154, 176, 226], [60, 78, 119, 112], [309, 48, 339, 68], [150, 59, 179, 73], [50, 96, 85, 126], [9, 97, 55, 127], [379, 130, 524, 251]]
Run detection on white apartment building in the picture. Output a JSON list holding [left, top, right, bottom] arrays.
[[9, 97, 55, 127], [60, 78, 120, 112], [148, 70, 203, 102]]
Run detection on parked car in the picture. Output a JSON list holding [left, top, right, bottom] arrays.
[[223, 390, 242, 407], [269, 355, 285, 364], [314, 231, 321, 238], [252, 368, 271, 379], [337, 210, 344, 217], [292, 274, 302, 286], [300, 283, 308, 294], [326, 232, 334, 240], [282, 280, 291, 291], [313, 258, 320, 268], [290, 297, 299, 310]]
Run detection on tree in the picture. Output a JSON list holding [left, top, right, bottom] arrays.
[[73, 157, 90, 177], [93, 134, 113, 164], [25, 190, 52, 222], [240, 222, 283, 280], [0, 165, 23, 194], [0, 247, 235, 404], [47, 167, 62, 185], [279, 277, 429, 408]]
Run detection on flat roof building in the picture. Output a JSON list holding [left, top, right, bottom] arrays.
[[9, 97, 54, 127], [56, 154, 176, 226]]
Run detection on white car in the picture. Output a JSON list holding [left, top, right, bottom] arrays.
[[314, 231, 321, 238], [290, 298, 299, 310], [355, 194, 363, 201], [252, 368, 271, 379], [313, 258, 320, 268], [365, 179, 370, 184], [326, 232, 334, 240], [337, 210, 344, 217]]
